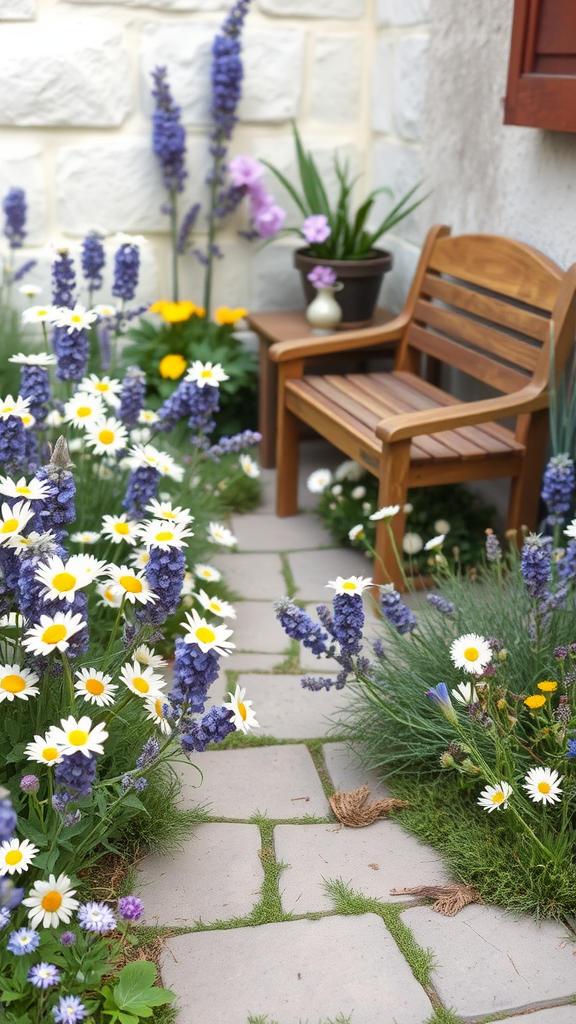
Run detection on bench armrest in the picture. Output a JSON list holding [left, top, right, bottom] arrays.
[[268, 313, 409, 364], [376, 386, 549, 442]]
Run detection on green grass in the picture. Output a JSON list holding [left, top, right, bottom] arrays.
[[247, 1016, 352, 1024], [274, 639, 301, 673], [425, 1010, 464, 1024], [280, 554, 297, 598]]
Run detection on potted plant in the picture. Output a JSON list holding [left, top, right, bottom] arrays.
[[262, 125, 427, 326]]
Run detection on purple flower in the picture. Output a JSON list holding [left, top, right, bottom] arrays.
[[254, 203, 286, 239], [274, 597, 330, 656], [229, 155, 264, 188], [520, 533, 552, 601], [558, 540, 576, 582], [123, 465, 160, 517], [136, 738, 160, 770], [170, 636, 220, 713], [567, 738, 576, 759], [425, 682, 458, 724], [3, 187, 26, 248], [0, 414, 26, 472], [53, 325, 90, 382], [7, 927, 40, 955], [136, 544, 186, 625], [33, 443, 77, 543], [181, 704, 235, 752], [0, 878, 24, 911], [177, 202, 201, 255], [307, 265, 337, 289], [0, 907, 10, 928], [303, 214, 331, 245], [19, 363, 51, 427], [485, 529, 502, 563], [380, 587, 417, 634], [204, 429, 261, 462], [118, 895, 144, 921], [77, 901, 117, 933], [210, 0, 251, 145], [20, 775, 40, 794], [81, 232, 105, 293], [52, 995, 87, 1023], [0, 797, 16, 843], [151, 66, 187, 196], [426, 593, 456, 616], [332, 592, 364, 656], [119, 365, 147, 428], [28, 962, 60, 989], [51, 250, 76, 308], [112, 243, 140, 303], [55, 751, 97, 797], [541, 453, 575, 526], [60, 931, 76, 946]]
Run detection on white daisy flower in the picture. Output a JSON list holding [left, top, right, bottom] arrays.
[[331, 484, 343, 496], [49, 715, 108, 757], [450, 634, 492, 675], [78, 373, 122, 406], [180, 570, 194, 596], [185, 360, 229, 388], [0, 499, 34, 545], [138, 519, 192, 550], [138, 409, 159, 425], [0, 476, 49, 501], [0, 664, 40, 702], [84, 417, 128, 456], [564, 519, 576, 539], [223, 684, 259, 734], [402, 532, 424, 556], [96, 582, 123, 609], [351, 486, 366, 500], [523, 766, 563, 805], [24, 733, 64, 766], [0, 395, 31, 421], [129, 547, 150, 570], [101, 514, 139, 546], [104, 565, 157, 605], [22, 611, 86, 657], [207, 522, 236, 547], [144, 695, 171, 734], [348, 524, 365, 542], [70, 531, 101, 545], [70, 554, 107, 579], [477, 781, 513, 813], [307, 468, 333, 493], [194, 563, 222, 583], [23, 873, 79, 929], [326, 575, 373, 596], [64, 392, 106, 428], [239, 454, 260, 478], [434, 519, 451, 535], [18, 283, 42, 298], [424, 534, 446, 551], [92, 303, 117, 317], [196, 589, 236, 619], [181, 609, 235, 656], [451, 681, 477, 705], [45, 409, 64, 428], [74, 668, 117, 707], [369, 505, 400, 521], [20, 411, 36, 430], [119, 661, 166, 699], [34, 555, 93, 603], [334, 460, 364, 483], [144, 499, 194, 526], [21, 305, 57, 324], [8, 351, 56, 366], [0, 838, 39, 876], [133, 644, 167, 669], [52, 304, 98, 334]]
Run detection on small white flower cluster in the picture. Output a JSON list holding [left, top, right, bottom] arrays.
[[21, 303, 116, 332]]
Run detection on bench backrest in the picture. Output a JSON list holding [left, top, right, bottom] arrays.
[[396, 229, 567, 394]]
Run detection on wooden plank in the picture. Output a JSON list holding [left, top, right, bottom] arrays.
[[406, 323, 531, 394], [413, 299, 540, 372], [408, 454, 523, 486], [285, 382, 382, 473], [428, 234, 562, 312], [420, 273, 550, 343], [537, 0, 576, 54]]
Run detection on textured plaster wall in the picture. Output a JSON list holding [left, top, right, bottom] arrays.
[[0, 0, 375, 313]]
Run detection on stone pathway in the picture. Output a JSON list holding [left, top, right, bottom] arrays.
[[137, 442, 576, 1024]]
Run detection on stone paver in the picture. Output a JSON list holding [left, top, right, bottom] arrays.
[[402, 904, 576, 1017], [323, 741, 393, 798], [135, 823, 262, 926], [224, 652, 283, 673], [288, 546, 373, 602], [276, 820, 451, 914], [229, 601, 290, 653], [162, 914, 434, 1024], [251, 467, 276, 515], [178, 745, 331, 819], [505, 1008, 576, 1023], [211, 552, 284, 600], [230, 512, 334, 551], [236, 673, 344, 739]]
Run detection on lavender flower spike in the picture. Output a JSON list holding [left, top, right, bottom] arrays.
[[520, 532, 552, 601], [81, 231, 105, 294], [3, 187, 27, 248], [112, 242, 140, 303], [541, 453, 575, 526], [380, 585, 416, 634], [151, 66, 187, 195]]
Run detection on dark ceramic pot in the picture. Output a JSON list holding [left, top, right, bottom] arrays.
[[294, 247, 393, 328]]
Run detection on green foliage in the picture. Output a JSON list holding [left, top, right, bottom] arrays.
[[263, 123, 427, 260], [101, 961, 176, 1023]]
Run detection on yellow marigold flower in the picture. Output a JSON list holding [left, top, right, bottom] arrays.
[[214, 306, 248, 326], [194, 305, 206, 318], [158, 353, 187, 380], [537, 680, 557, 692], [524, 694, 547, 709], [149, 300, 198, 323]]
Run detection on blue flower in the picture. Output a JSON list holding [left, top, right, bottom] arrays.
[[557, 539, 576, 582], [19, 364, 51, 427], [426, 593, 456, 616], [151, 66, 187, 195], [0, 414, 26, 472], [210, 1, 251, 145], [136, 737, 159, 770], [181, 705, 235, 752], [425, 682, 458, 725], [204, 429, 262, 462], [0, 907, 10, 928], [520, 533, 552, 601], [0, 797, 16, 843], [77, 901, 117, 933], [112, 243, 140, 302], [332, 592, 364, 656], [81, 231, 105, 293], [55, 751, 97, 797], [274, 598, 330, 656], [541, 453, 575, 526], [157, 378, 220, 436], [380, 587, 417, 634], [3, 187, 27, 248], [28, 962, 60, 988], [52, 995, 87, 1023], [53, 325, 90, 383], [136, 545, 185, 625], [177, 202, 200, 255], [169, 636, 220, 713], [7, 926, 41, 955], [567, 738, 576, 759], [119, 365, 147, 428], [51, 250, 76, 308], [123, 465, 160, 517]]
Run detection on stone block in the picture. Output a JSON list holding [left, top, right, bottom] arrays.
[[55, 137, 212, 237], [297, 437, 357, 511], [230, 512, 334, 552], [287, 546, 372, 602], [393, 34, 429, 141], [377, 0, 430, 26], [276, 820, 451, 914], [0, 18, 131, 126], [259, 0, 365, 17], [0, 144, 46, 245], [251, 468, 276, 515], [70, 0, 226, 8], [372, 139, 425, 246], [371, 36, 394, 134], [178, 745, 330, 818], [240, 30, 304, 123], [323, 741, 392, 797], [222, 652, 282, 674], [311, 35, 362, 124], [210, 552, 285, 601], [135, 823, 262, 925], [236, 673, 343, 738], [505, 1009, 576, 1024], [162, 915, 433, 1023], [403, 904, 576, 1017], [227, 602, 291, 653], [0, 0, 34, 19], [180, 237, 252, 314], [250, 240, 303, 312], [378, 233, 420, 313]]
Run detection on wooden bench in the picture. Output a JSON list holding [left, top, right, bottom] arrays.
[[269, 225, 576, 588]]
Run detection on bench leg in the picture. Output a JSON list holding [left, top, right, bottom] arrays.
[[276, 362, 303, 518], [506, 410, 548, 533], [373, 440, 410, 590], [258, 334, 277, 469]]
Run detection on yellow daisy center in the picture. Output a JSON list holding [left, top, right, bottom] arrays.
[[491, 791, 505, 804], [1, 518, 18, 533], [196, 626, 216, 644], [342, 581, 357, 591], [201, 370, 212, 378], [118, 575, 142, 594], [52, 572, 76, 593], [42, 624, 67, 645], [133, 677, 149, 694], [3, 406, 14, 413], [538, 781, 551, 794], [1, 674, 26, 693], [85, 677, 104, 696], [98, 429, 114, 445], [154, 698, 163, 716], [71, 315, 82, 323], [95, 383, 109, 392], [104, 587, 115, 603], [16, 486, 31, 495], [41, 891, 63, 912], [77, 406, 92, 418], [114, 522, 130, 535], [464, 646, 479, 661], [5, 850, 23, 865], [163, 511, 177, 519], [210, 601, 222, 612], [155, 531, 173, 542], [68, 729, 89, 746], [38, 309, 49, 316], [238, 701, 247, 720], [42, 746, 59, 761]]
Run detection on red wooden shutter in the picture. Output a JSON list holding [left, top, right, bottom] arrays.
[[504, 0, 576, 132]]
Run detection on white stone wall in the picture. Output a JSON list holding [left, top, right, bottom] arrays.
[[0, 0, 375, 313]]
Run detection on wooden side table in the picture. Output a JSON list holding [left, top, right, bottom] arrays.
[[247, 307, 397, 468]]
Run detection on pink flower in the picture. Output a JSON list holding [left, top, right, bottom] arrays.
[[307, 265, 337, 289], [254, 204, 286, 239], [247, 179, 273, 215], [229, 155, 264, 189], [303, 214, 331, 244]]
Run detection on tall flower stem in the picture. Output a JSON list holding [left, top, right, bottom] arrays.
[[203, 170, 219, 318], [170, 188, 179, 302]]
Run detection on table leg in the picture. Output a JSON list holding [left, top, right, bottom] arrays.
[[258, 334, 277, 469]]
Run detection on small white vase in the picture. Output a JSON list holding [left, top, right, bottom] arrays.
[[306, 285, 343, 334]]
